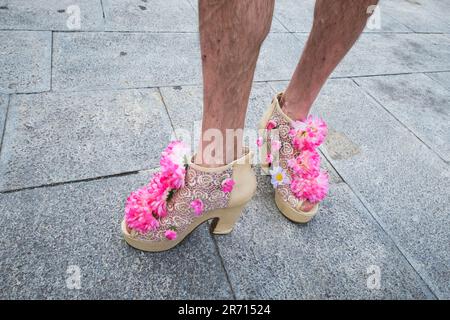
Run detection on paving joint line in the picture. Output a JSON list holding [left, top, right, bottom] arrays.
[[100, 0, 106, 21], [50, 31, 54, 91], [185, 0, 196, 13], [3, 28, 448, 35], [8, 69, 450, 96], [0, 29, 202, 33], [0, 169, 144, 194], [383, 11, 415, 33], [0, 94, 11, 161], [318, 150, 440, 299], [351, 78, 448, 164], [209, 232, 238, 300], [156, 87, 178, 138], [422, 71, 450, 95], [272, 15, 294, 34]]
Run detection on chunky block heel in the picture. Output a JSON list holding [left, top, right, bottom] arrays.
[[210, 204, 247, 235]]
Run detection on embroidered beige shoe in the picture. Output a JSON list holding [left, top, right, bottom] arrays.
[[122, 142, 256, 252], [258, 93, 329, 223]]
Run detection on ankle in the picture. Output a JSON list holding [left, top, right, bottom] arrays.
[[195, 137, 244, 168], [279, 93, 309, 121], [193, 149, 239, 168]]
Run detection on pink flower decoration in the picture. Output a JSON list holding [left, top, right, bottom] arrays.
[[288, 149, 321, 179], [266, 120, 277, 130], [266, 153, 273, 164], [125, 186, 160, 234], [125, 140, 190, 233], [190, 199, 204, 216], [160, 140, 189, 189], [160, 158, 186, 190], [161, 140, 189, 167], [145, 173, 170, 218], [271, 140, 281, 151], [256, 137, 263, 147], [290, 170, 329, 203], [289, 115, 327, 151], [221, 178, 235, 193], [165, 230, 177, 240]]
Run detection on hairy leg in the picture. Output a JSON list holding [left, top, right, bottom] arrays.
[[282, 0, 378, 211], [196, 0, 275, 166], [282, 0, 379, 121]]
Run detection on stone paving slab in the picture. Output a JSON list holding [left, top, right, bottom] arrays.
[[52, 32, 201, 91], [324, 33, 450, 77], [0, 31, 51, 94], [426, 72, 450, 92], [0, 172, 233, 299], [52, 31, 450, 93], [254, 33, 305, 81], [215, 179, 433, 299], [0, 0, 104, 31], [52, 32, 303, 92], [272, 0, 314, 33], [272, 79, 450, 298], [355, 73, 450, 162], [103, 0, 198, 32], [273, 0, 410, 33], [0, 89, 173, 191], [382, 0, 450, 33], [0, 95, 7, 142]]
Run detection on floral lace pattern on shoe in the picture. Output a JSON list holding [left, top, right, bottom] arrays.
[[260, 102, 329, 209], [125, 141, 234, 242], [137, 166, 233, 242]]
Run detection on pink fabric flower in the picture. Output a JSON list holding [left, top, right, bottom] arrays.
[[287, 149, 320, 179], [146, 173, 170, 218], [160, 157, 186, 190], [271, 140, 281, 151], [256, 137, 263, 147], [190, 199, 204, 216], [221, 178, 235, 193], [161, 140, 189, 167], [290, 170, 329, 203], [289, 115, 327, 151], [266, 120, 277, 130], [125, 140, 190, 233], [125, 186, 160, 234], [164, 230, 177, 240], [160, 140, 189, 189], [266, 153, 273, 164]]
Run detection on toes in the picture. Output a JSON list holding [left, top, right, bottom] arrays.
[[300, 200, 315, 212]]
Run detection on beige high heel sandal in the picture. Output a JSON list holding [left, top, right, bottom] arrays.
[[258, 93, 328, 223], [122, 148, 256, 252]]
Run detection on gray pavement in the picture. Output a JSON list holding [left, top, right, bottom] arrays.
[[0, 0, 449, 299]]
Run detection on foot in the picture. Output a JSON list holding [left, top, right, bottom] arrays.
[[259, 93, 329, 222], [300, 200, 316, 212]]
